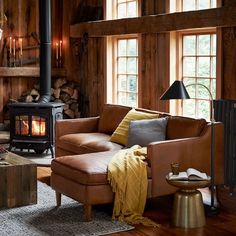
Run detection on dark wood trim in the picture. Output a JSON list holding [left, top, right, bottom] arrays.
[[70, 6, 236, 38]]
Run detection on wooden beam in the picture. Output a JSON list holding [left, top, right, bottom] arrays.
[[0, 67, 67, 77], [70, 6, 236, 38]]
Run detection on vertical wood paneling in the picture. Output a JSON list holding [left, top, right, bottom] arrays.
[[221, 0, 236, 99], [52, 0, 63, 68], [64, 0, 104, 117], [1, 0, 236, 122], [140, 0, 169, 112], [0, 0, 39, 122], [87, 37, 105, 116], [0, 78, 3, 122]]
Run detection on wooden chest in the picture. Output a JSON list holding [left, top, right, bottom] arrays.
[[0, 152, 37, 208]]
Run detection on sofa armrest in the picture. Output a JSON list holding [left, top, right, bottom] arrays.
[[55, 116, 100, 138], [147, 122, 224, 197]]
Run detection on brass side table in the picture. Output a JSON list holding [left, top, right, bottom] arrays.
[[166, 177, 211, 228]]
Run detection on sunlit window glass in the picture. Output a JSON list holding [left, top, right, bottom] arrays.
[[182, 33, 216, 120], [117, 38, 138, 107]]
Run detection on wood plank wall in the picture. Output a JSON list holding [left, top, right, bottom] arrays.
[[69, 0, 236, 116], [140, 0, 169, 112], [62, 0, 105, 117], [1, 0, 236, 122], [0, 0, 39, 122], [222, 0, 236, 99]]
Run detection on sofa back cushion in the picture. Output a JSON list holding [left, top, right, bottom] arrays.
[[98, 104, 132, 134], [127, 117, 168, 147], [166, 116, 207, 140], [110, 109, 159, 146]]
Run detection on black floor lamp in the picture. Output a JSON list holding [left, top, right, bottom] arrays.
[[160, 80, 218, 215]]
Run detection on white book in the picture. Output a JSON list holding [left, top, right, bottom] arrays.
[[168, 168, 208, 181]]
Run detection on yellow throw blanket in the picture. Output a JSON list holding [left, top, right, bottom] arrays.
[[107, 145, 160, 227]]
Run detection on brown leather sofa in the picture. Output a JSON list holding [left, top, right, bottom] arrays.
[[51, 104, 224, 220]]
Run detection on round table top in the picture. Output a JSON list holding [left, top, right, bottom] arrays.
[[166, 176, 211, 190]]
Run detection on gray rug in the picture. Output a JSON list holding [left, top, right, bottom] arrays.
[[0, 182, 134, 236]]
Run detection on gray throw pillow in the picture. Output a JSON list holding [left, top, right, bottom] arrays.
[[127, 117, 168, 147]]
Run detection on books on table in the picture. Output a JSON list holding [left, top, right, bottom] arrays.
[[168, 168, 209, 181]]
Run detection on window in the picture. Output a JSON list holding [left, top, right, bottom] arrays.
[[170, 0, 219, 121], [182, 32, 216, 120], [116, 38, 138, 107], [117, 0, 138, 18], [181, 0, 217, 11], [106, 0, 139, 107]]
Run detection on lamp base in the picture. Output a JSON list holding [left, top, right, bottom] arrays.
[[204, 204, 220, 216]]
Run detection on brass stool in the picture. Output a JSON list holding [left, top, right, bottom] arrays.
[[166, 177, 210, 228]]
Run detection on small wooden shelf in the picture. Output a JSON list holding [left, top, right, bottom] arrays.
[[0, 67, 67, 77]]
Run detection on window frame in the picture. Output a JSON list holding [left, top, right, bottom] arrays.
[[106, 0, 140, 20], [169, 0, 222, 118], [175, 27, 221, 120], [107, 35, 139, 106], [105, 0, 140, 107], [180, 0, 217, 11]]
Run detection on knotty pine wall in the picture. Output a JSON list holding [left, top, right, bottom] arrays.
[[1, 0, 236, 122]]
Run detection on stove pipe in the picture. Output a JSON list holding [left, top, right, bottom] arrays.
[[39, 0, 51, 103]]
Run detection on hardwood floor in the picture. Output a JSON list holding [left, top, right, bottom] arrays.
[[37, 167, 236, 235]]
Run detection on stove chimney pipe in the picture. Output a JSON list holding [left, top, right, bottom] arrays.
[[39, 0, 51, 103]]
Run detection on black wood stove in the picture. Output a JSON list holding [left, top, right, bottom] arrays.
[[8, 103, 63, 157], [8, 0, 64, 158]]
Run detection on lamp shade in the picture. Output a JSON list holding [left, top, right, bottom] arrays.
[[160, 80, 190, 100]]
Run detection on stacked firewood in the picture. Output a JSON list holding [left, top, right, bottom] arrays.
[[18, 78, 80, 119]]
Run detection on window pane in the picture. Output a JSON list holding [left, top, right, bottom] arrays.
[[128, 93, 137, 107], [127, 1, 137, 17], [211, 57, 216, 78], [128, 76, 137, 92], [184, 78, 196, 98], [183, 57, 196, 77], [127, 58, 137, 74], [118, 92, 127, 105], [127, 39, 137, 56], [183, 0, 196, 11], [118, 75, 127, 91], [212, 34, 216, 55], [118, 40, 127, 56], [197, 100, 210, 120], [211, 0, 217, 8], [182, 32, 216, 121], [196, 79, 210, 99], [198, 0, 210, 10], [118, 3, 126, 18], [183, 36, 196, 55], [183, 99, 196, 118], [197, 57, 210, 77], [211, 79, 216, 98], [118, 58, 126, 73], [198, 35, 210, 55]]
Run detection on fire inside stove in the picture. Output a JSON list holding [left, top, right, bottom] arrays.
[[15, 116, 46, 136]]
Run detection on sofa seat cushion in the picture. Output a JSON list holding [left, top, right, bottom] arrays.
[[51, 151, 152, 186], [57, 133, 123, 155]]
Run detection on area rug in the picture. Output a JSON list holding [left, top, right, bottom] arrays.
[[0, 182, 134, 236]]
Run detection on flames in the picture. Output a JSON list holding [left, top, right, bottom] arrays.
[[32, 120, 46, 136], [16, 116, 46, 136]]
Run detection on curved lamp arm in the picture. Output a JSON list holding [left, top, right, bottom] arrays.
[[186, 83, 215, 122]]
